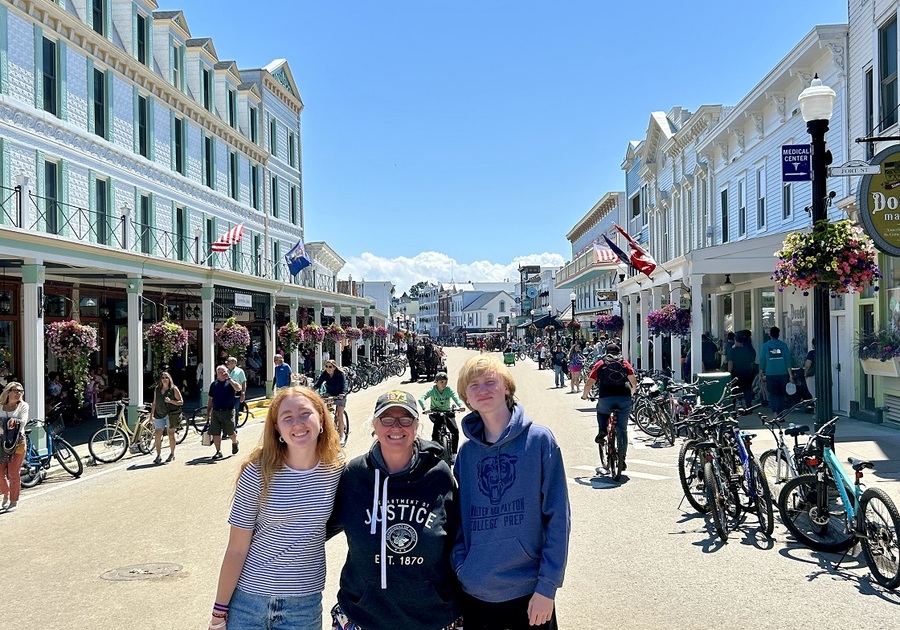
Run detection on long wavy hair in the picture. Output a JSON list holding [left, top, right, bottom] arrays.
[[237, 387, 341, 501]]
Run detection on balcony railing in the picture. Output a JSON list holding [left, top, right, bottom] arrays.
[[556, 249, 618, 286]]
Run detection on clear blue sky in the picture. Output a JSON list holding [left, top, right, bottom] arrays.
[[171, 0, 847, 289]]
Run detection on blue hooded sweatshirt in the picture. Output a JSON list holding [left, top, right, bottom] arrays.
[[451, 403, 570, 603]]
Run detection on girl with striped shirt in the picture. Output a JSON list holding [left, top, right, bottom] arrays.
[[210, 387, 344, 630]]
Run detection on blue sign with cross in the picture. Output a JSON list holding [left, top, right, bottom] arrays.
[[782, 144, 811, 182]]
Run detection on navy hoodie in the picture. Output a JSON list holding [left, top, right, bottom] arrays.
[[452, 404, 570, 603], [330, 439, 461, 630]]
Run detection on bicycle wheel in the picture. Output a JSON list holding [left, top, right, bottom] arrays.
[[633, 400, 664, 437], [777, 473, 854, 552], [20, 463, 44, 488], [89, 427, 128, 463], [53, 437, 83, 478], [609, 430, 621, 482], [137, 418, 155, 455], [704, 461, 729, 541], [598, 433, 609, 471], [750, 458, 774, 537], [237, 402, 250, 429], [678, 440, 709, 513], [341, 409, 350, 442], [658, 408, 675, 446], [439, 431, 453, 467], [759, 448, 791, 488], [859, 487, 900, 589], [174, 414, 188, 444]]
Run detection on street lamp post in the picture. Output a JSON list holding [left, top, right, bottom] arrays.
[[530, 309, 536, 341], [798, 75, 836, 432], [396, 314, 402, 355], [569, 291, 577, 344]]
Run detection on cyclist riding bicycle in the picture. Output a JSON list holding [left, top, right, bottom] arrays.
[[418, 371, 463, 460], [581, 342, 638, 470]]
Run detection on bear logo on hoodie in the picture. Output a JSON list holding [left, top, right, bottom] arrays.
[[477, 453, 518, 505]]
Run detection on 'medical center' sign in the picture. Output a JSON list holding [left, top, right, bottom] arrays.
[[857, 144, 900, 257]]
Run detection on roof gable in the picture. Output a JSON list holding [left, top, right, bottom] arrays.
[[264, 59, 299, 98]]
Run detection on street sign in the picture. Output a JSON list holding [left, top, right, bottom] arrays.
[[782, 144, 811, 182], [828, 161, 881, 177]]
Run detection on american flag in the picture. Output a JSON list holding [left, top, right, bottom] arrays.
[[593, 243, 619, 263], [211, 224, 245, 252]]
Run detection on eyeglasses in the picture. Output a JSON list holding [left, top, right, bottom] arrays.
[[378, 415, 416, 428], [10, 389, 23, 394]]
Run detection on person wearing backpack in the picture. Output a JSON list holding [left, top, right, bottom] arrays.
[[581, 343, 637, 470], [759, 326, 793, 415]]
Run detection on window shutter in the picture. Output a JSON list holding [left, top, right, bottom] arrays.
[[132, 86, 139, 154], [33, 25, 42, 110], [148, 96, 154, 161], [168, 34, 174, 83], [86, 58, 94, 132], [35, 151, 45, 231], [105, 70, 113, 141], [88, 170, 96, 243], [60, 161, 69, 237], [0, 5, 8, 95]]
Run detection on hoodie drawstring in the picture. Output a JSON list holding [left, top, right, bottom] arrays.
[[369, 468, 391, 589]]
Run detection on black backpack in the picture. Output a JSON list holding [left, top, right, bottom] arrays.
[[597, 354, 630, 395]]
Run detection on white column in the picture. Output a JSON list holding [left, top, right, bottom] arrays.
[[670, 284, 681, 379], [364, 308, 372, 360], [333, 304, 342, 368], [351, 307, 359, 364], [639, 289, 650, 372], [289, 299, 299, 374], [266, 296, 276, 398], [751, 288, 761, 345], [21, 264, 45, 421], [126, 278, 144, 427], [314, 301, 322, 372], [201, 285, 215, 407], [731, 291, 744, 333], [651, 285, 663, 373], [690, 275, 704, 380]]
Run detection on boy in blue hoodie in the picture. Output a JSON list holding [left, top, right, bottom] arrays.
[[452, 354, 570, 630]]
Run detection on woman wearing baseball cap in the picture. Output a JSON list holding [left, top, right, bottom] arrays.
[[328, 389, 462, 630]]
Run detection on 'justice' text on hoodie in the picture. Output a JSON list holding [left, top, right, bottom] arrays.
[[452, 403, 571, 603]]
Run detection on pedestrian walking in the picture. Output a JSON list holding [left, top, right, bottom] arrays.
[[148, 371, 183, 464], [759, 326, 793, 415], [226, 356, 247, 431], [727, 333, 756, 408], [567, 343, 583, 393], [329, 389, 462, 630], [209, 387, 343, 630], [0, 382, 28, 512], [207, 366, 241, 460], [272, 353, 292, 392], [551, 344, 567, 388], [454, 354, 570, 630]]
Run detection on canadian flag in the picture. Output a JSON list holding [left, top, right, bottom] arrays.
[[614, 224, 657, 277], [211, 224, 245, 252]]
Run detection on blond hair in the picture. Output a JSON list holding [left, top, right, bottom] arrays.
[[238, 387, 341, 501], [456, 354, 516, 410], [0, 381, 23, 406]]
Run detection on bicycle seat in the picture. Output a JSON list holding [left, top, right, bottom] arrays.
[[848, 457, 875, 471], [784, 424, 810, 437]]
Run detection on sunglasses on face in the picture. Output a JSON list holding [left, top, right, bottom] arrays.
[[378, 415, 416, 428], [10, 389, 23, 394]]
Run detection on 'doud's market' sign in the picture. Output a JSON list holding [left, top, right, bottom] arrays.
[[858, 144, 900, 256]]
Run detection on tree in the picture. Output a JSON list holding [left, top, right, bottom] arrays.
[[407, 281, 430, 299]]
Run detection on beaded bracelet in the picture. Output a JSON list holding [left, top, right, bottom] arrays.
[[211, 612, 227, 619], [213, 603, 230, 613]]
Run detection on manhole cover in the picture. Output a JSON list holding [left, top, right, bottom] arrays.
[[101, 563, 182, 581]]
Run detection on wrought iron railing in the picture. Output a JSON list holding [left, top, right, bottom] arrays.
[[29, 192, 127, 247], [0, 185, 20, 227]]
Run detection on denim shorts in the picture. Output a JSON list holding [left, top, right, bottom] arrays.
[[228, 588, 322, 630], [153, 416, 169, 431]]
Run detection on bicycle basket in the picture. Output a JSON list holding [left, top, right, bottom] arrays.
[[49, 417, 65, 435]]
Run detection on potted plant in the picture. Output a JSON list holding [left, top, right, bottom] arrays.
[[46, 319, 100, 402], [215, 317, 251, 359], [144, 317, 189, 377], [646, 304, 691, 337], [277, 321, 304, 353], [325, 323, 346, 343], [856, 328, 900, 377], [360, 325, 375, 340], [772, 219, 881, 296], [595, 314, 624, 332], [304, 323, 326, 344], [345, 326, 363, 341]]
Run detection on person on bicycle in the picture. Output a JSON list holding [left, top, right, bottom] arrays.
[[581, 343, 637, 470], [418, 372, 463, 459], [313, 360, 348, 445]]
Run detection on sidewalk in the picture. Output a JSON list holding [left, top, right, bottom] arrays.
[[739, 408, 900, 483]]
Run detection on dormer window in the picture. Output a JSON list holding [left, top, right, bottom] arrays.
[[202, 68, 212, 111]]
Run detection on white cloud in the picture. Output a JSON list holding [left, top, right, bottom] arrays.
[[342, 251, 567, 294]]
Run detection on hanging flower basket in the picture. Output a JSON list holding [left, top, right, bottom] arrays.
[[145, 317, 188, 376], [375, 326, 389, 339], [565, 321, 582, 331], [595, 314, 624, 332], [345, 327, 363, 341], [215, 317, 251, 359], [772, 219, 881, 296], [277, 321, 304, 352], [360, 325, 375, 340], [304, 323, 326, 343], [46, 320, 99, 403], [325, 323, 345, 343], [646, 304, 691, 337], [393, 331, 405, 342]]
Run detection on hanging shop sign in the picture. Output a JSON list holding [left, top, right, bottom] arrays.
[[857, 144, 900, 257]]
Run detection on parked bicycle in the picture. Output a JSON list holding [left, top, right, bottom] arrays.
[[777, 416, 900, 589], [20, 402, 83, 488], [88, 401, 154, 463], [174, 407, 212, 445], [757, 399, 818, 487]]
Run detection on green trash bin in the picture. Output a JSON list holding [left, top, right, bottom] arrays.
[[697, 372, 733, 405]]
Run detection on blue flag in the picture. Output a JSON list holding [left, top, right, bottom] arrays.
[[602, 235, 633, 269], [285, 238, 311, 276]]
